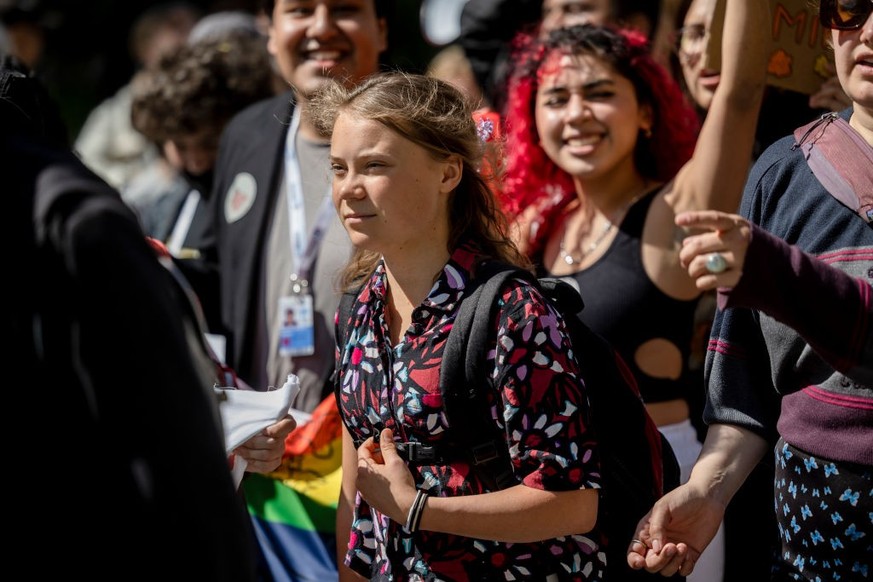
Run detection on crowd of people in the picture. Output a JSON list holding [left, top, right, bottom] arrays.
[[6, 0, 870, 580]]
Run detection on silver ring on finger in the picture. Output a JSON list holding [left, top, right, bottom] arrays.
[[705, 252, 728, 274]]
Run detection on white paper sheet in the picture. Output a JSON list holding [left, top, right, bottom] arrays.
[[214, 375, 300, 487], [214, 375, 300, 452]]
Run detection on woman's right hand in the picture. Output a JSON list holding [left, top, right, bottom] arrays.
[[355, 428, 418, 524]]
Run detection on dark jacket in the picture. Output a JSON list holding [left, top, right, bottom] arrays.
[[201, 91, 292, 386], [8, 126, 258, 579]]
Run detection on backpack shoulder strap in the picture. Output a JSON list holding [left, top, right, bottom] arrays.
[[441, 261, 527, 490], [333, 288, 361, 397], [445, 262, 522, 401], [793, 112, 873, 223], [336, 289, 358, 344]]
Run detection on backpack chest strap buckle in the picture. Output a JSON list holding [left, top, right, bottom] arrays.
[[396, 441, 444, 464], [394, 440, 504, 466]]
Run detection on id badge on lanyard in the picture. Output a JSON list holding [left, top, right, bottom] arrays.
[[277, 108, 333, 359], [278, 275, 315, 357]]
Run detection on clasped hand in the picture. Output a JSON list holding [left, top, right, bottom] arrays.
[[626, 479, 726, 577], [356, 428, 419, 525]]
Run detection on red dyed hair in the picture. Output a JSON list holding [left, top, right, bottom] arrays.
[[500, 24, 700, 255]]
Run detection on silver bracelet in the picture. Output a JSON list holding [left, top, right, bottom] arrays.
[[404, 489, 429, 533]]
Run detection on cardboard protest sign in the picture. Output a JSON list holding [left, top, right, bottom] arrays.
[[707, 0, 833, 95]]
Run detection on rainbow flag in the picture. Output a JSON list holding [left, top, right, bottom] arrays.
[[242, 395, 343, 581]]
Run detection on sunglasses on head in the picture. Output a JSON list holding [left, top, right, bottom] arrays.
[[820, 0, 873, 30]]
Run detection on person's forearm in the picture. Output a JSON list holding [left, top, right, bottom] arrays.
[[336, 496, 355, 580], [337, 428, 360, 579], [720, 0, 770, 107], [721, 226, 873, 379], [689, 423, 769, 507], [685, 0, 770, 215], [416, 485, 598, 543]]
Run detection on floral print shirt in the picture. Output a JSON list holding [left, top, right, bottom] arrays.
[[334, 243, 605, 581]]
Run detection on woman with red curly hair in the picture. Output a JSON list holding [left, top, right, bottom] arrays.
[[498, 2, 770, 581]]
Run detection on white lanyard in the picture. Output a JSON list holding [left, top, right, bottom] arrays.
[[283, 107, 334, 286], [166, 188, 201, 257]]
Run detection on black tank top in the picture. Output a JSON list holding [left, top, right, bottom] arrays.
[[545, 189, 699, 403]]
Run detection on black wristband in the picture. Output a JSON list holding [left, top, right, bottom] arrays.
[[404, 489, 429, 533]]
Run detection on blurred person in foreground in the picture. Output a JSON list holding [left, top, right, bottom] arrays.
[[4, 54, 293, 579]]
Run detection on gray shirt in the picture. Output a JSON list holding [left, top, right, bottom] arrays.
[[258, 132, 352, 413]]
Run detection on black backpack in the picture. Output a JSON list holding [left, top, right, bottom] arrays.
[[337, 261, 681, 581]]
